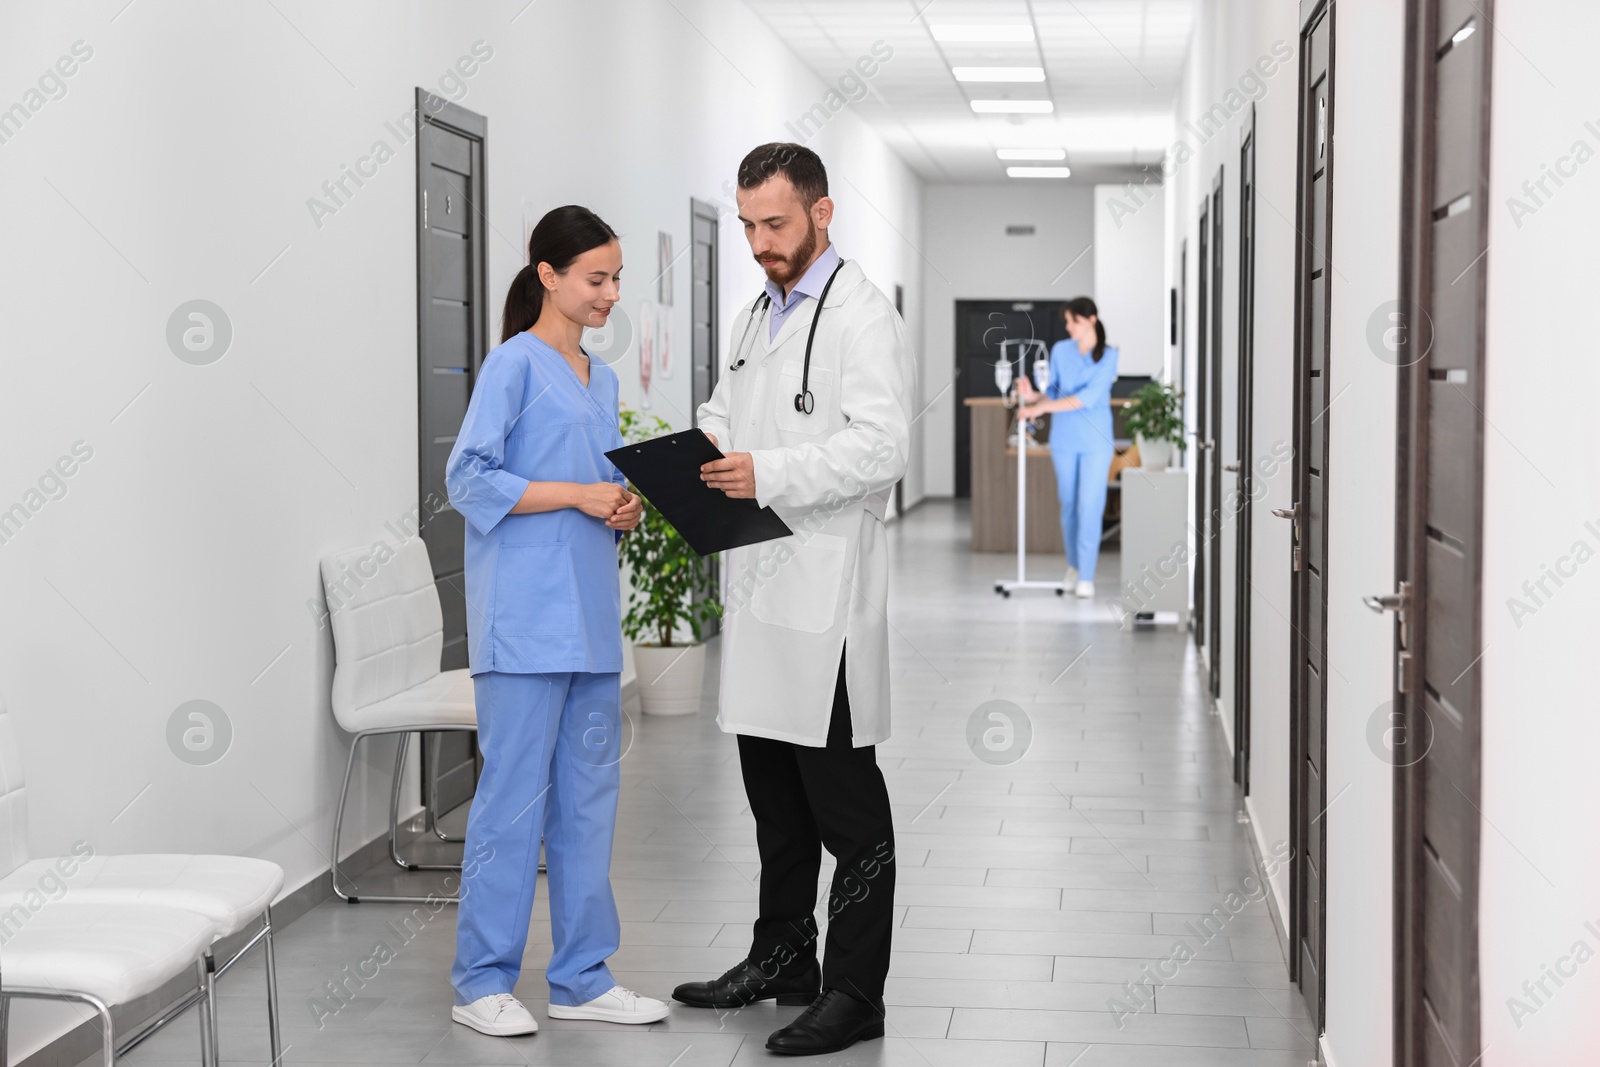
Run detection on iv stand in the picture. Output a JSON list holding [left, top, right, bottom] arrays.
[[995, 338, 1066, 598]]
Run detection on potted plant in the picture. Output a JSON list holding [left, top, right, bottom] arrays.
[[1123, 381, 1186, 471], [617, 407, 722, 715]]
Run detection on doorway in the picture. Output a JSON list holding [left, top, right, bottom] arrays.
[[952, 300, 1068, 499], [690, 197, 721, 636], [1193, 202, 1210, 650], [413, 89, 488, 826], [1206, 168, 1225, 703], [1391, 1, 1491, 1062], [1285, 0, 1335, 1028], [1233, 107, 1258, 791]]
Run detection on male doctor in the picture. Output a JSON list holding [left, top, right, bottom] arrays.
[[671, 143, 911, 1056]]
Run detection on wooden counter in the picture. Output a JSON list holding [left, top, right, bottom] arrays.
[[965, 397, 1062, 553]]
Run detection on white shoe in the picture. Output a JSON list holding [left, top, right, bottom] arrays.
[[547, 985, 669, 1025], [452, 993, 538, 1036], [1075, 580, 1095, 599], [1064, 565, 1079, 587]]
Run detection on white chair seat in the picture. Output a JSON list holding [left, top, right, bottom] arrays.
[[0, 855, 283, 940], [1, 902, 217, 1005], [336, 667, 475, 734]]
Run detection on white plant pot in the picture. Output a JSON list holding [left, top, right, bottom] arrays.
[[632, 642, 707, 716], [1137, 436, 1174, 471]]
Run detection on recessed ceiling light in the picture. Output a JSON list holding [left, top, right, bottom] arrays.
[[997, 148, 1066, 161], [931, 24, 1035, 43], [971, 100, 1054, 114], [953, 66, 1045, 83], [1007, 166, 1072, 178]]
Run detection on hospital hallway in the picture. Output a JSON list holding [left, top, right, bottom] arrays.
[[114, 501, 1314, 1067]]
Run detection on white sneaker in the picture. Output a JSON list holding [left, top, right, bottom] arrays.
[[1075, 580, 1095, 599], [1064, 565, 1079, 587], [452, 993, 538, 1036], [547, 985, 670, 1024]]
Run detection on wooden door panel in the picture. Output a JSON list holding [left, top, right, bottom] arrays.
[[1423, 535, 1474, 706], [1436, 0, 1475, 44], [1421, 851, 1469, 1060], [1426, 385, 1476, 536], [1309, 275, 1327, 372], [1306, 665, 1324, 779], [1433, 38, 1482, 201]]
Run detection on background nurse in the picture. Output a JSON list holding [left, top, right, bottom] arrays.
[[1017, 296, 1120, 599]]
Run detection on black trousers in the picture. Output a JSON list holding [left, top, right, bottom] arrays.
[[736, 653, 896, 1001]]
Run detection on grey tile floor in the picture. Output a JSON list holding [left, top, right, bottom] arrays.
[[119, 500, 1317, 1067]]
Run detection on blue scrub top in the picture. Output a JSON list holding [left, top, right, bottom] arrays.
[[445, 332, 627, 676], [1045, 339, 1120, 453]]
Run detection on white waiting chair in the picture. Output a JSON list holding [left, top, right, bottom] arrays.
[[1, 901, 220, 1067], [0, 699, 272, 1067], [321, 537, 476, 904]]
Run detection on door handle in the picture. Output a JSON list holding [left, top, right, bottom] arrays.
[[1200, 440, 1215, 451], [1365, 581, 1416, 692], [1224, 462, 1240, 472], [1363, 593, 1403, 613], [1273, 503, 1302, 571]]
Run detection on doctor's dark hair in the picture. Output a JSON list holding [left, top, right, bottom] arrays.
[[1064, 296, 1108, 362], [737, 142, 829, 209], [500, 205, 619, 343]]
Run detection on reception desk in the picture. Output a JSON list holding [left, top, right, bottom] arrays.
[[965, 397, 1136, 554]]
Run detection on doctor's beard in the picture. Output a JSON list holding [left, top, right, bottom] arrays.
[[755, 219, 819, 288]]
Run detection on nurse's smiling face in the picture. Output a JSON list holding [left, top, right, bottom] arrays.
[[737, 175, 834, 290], [538, 238, 623, 330]]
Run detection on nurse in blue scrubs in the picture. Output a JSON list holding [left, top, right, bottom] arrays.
[[1017, 296, 1120, 599], [445, 205, 669, 1037]]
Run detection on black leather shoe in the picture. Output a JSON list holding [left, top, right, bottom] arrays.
[[672, 957, 821, 1009], [765, 988, 886, 1055]]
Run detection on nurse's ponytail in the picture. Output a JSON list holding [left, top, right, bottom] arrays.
[[1064, 296, 1107, 362], [500, 205, 620, 343]]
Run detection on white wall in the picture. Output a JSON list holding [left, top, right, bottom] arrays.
[[0, 0, 921, 913], [917, 183, 1095, 500], [1168, 3, 1404, 1064], [1093, 184, 1167, 378], [1479, 6, 1600, 1064]]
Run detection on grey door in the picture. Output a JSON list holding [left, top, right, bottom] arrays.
[[1233, 108, 1257, 791], [690, 198, 720, 636], [1206, 169, 1225, 701], [415, 90, 487, 822], [1286, 0, 1334, 1027], [1192, 203, 1210, 646], [1392, 1, 1490, 1063]]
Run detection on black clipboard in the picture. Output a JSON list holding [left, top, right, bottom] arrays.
[[606, 429, 793, 557]]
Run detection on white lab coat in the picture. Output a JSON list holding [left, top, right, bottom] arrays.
[[696, 258, 912, 747]]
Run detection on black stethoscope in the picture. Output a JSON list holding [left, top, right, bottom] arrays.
[[727, 260, 845, 416]]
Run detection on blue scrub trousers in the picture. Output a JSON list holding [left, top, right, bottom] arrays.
[[1051, 445, 1115, 581], [451, 670, 622, 1007]]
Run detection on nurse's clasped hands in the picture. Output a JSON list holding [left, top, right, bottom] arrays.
[[573, 481, 643, 531]]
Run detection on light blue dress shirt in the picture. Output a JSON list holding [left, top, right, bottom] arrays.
[[1046, 339, 1120, 453], [445, 331, 627, 675], [765, 244, 841, 341]]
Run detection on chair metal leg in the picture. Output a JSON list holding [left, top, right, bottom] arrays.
[[4, 990, 118, 1067], [335, 729, 461, 905], [427, 731, 467, 843], [263, 907, 283, 1067], [389, 733, 463, 873], [2, 992, 11, 1067], [203, 952, 220, 1067]]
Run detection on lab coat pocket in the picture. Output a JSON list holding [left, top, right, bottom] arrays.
[[494, 542, 577, 636], [775, 362, 835, 435], [749, 532, 847, 634]]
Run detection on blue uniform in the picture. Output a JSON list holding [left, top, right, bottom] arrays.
[[445, 331, 627, 1008], [1045, 340, 1119, 582]]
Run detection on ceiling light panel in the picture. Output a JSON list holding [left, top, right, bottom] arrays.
[[952, 66, 1046, 82]]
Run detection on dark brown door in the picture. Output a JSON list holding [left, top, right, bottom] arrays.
[[690, 198, 721, 637], [415, 90, 488, 821], [1233, 107, 1257, 791], [1391, 1, 1490, 1063], [1206, 169, 1225, 701], [1192, 204, 1210, 643], [1286, 0, 1334, 1028]]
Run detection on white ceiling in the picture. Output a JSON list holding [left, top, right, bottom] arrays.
[[744, 0, 1193, 185]]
